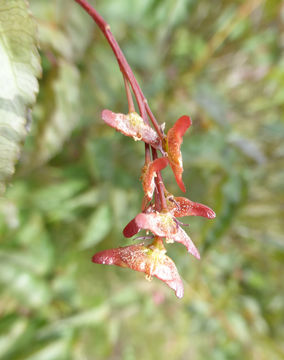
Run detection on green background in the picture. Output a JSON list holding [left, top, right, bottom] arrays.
[[0, 0, 283, 359]]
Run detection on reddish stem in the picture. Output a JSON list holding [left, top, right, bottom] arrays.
[[152, 148, 167, 211], [74, 0, 167, 211], [145, 143, 151, 164], [74, 0, 163, 138], [123, 75, 135, 113]]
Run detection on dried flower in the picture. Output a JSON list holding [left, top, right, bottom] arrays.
[[92, 241, 184, 298], [123, 211, 200, 259], [78, 1, 217, 299], [102, 110, 161, 149]]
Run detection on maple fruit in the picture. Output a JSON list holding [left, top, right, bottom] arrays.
[[75, 0, 216, 298]]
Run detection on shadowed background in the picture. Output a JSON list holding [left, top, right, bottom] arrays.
[[0, 0, 283, 359]]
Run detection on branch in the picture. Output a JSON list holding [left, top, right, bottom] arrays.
[[74, 0, 163, 138]]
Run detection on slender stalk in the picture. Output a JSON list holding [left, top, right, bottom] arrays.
[[74, 0, 163, 139], [123, 75, 135, 113], [145, 143, 151, 164], [74, 0, 167, 211], [152, 148, 167, 211]]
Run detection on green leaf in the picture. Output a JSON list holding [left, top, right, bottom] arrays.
[[0, 0, 41, 194], [18, 337, 72, 360], [0, 259, 50, 308], [34, 60, 80, 163], [2, 214, 54, 275], [30, 0, 94, 62], [38, 305, 110, 338], [80, 204, 112, 249], [0, 316, 28, 359], [202, 172, 248, 252], [32, 179, 87, 214]]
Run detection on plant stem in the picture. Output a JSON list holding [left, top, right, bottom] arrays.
[[74, 0, 167, 210], [152, 148, 167, 211], [123, 76, 152, 182], [123, 75, 135, 113], [74, 0, 163, 139], [145, 143, 151, 164]]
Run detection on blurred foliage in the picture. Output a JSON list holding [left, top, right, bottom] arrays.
[[0, 0, 283, 359], [0, 0, 40, 194]]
